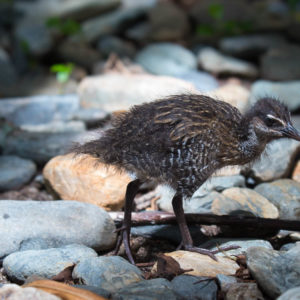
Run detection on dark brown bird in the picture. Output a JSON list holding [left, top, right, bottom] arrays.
[[74, 94, 300, 264]]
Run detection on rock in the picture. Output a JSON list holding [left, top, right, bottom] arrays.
[[112, 278, 177, 300], [157, 175, 245, 213], [175, 70, 219, 93], [0, 155, 36, 192], [249, 80, 300, 112], [246, 244, 300, 299], [135, 43, 197, 76], [0, 200, 116, 258], [3, 130, 82, 165], [147, 1, 190, 41], [73, 285, 111, 299], [243, 139, 300, 182], [0, 48, 17, 86], [79, 5, 148, 42], [0, 284, 59, 300], [277, 287, 300, 300], [216, 274, 237, 293], [255, 179, 300, 220], [15, 22, 53, 56], [71, 108, 109, 127], [43, 153, 131, 211], [292, 160, 300, 183], [280, 243, 298, 252], [78, 73, 199, 111], [219, 34, 286, 58], [225, 283, 264, 300], [56, 40, 101, 70], [0, 94, 79, 126], [261, 44, 300, 80], [3, 244, 97, 282], [156, 251, 239, 277], [20, 121, 86, 133], [171, 275, 218, 300], [202, 239, 273, 257], [97, 36, 136, 58], [198, 47, 258, 77], [208, 80, 250, 113], [72, 256, 143, 292], [219, 188, 279, 218], [125, 22, 151, 42], [15, 0, 121, 22]]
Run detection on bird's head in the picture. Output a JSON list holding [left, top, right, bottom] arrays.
[[246, 97, 300, 142]]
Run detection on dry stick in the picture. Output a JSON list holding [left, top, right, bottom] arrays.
[[109, 211, 300, 231]]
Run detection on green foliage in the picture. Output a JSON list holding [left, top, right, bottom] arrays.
[[288, 0, 300, 11], [46, 17, 81, 36], [208, 3, 224, 20], [50, 63, 74, 83], [197, 2, 253, 37]]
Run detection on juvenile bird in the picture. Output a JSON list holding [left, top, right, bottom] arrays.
[[74, 95, 300, 264]]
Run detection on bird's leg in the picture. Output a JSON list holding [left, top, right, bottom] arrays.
[[172, 193, 239, 261], [114, 179, 142, 264]]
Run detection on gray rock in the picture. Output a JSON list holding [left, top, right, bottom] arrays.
[[225, 283, 264, 300], [79, 5, 148, 42], [3, 244, 97, 282], [255, 179, 300, 220], [97, 36, 136, 58], [203, 239, 273, 257], [198, 47, 258, 77], [243, 139, 300, 181], [19, 238, 60, 252], [78, 73, 199, 112], [157, 175, 245, 213], [216, 274, 237, 293], [15, 22, 53, 56], [125, 22, 151, 42], [56, 40, 101, 70], [0, 284, 59, 300], [171, 275, 218, 300], [112, 278, 177, 300], [72, 256, 143, 292], [219, 34, 286, 58], [250, 80, 300, 111], [71, 108, 109, 127], [3, 130, 82, 165], [15, 0, 121, 22], [0, 48, 17, 86], [246, 244, 300, 299], [147, 1, 190, 41], [0, 155, 36, 191], [261, 44, 300, 80], [20, 121, 86, 133], [0, 200, 116, 258], [136, 43, 197, 76], [73, 285, 111, 299], [0, 94, 79, 126], [280, 243, 298, 252], [174, 70, 219, 92], [277, 287, 300, 300]]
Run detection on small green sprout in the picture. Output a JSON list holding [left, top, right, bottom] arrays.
[[50, 63, 74, 84]]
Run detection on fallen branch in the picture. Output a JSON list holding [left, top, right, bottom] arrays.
[[109, 211, 300, 231]]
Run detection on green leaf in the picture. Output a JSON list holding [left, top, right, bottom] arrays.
[[208, 3, 224, 20], [196, 24, 215, 36], [57, 72, 69, 83]]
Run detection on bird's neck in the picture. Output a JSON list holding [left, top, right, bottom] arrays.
[[238, 116, 268, 163]]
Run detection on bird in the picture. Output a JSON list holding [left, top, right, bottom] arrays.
[[73, 94, 300, 264]]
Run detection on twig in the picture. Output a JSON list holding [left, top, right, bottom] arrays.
[[109, 211, 300, 231]]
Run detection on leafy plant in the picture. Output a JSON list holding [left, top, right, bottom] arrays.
[[46, 17, 81, 36], [50, 63, 74, 84]]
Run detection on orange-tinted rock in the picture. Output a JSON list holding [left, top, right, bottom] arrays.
[[292, 160, 300, 183], [43, 154, 131, 211]]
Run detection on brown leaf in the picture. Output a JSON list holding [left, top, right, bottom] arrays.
[[24, 279, 108, 300], [51, 265, 75, 283]]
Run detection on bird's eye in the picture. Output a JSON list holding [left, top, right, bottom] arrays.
[[265, 116, 283, 127]]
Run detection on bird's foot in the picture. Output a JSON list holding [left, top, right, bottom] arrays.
[[113, 226, 135, 265], [183, 244, 240, 261]]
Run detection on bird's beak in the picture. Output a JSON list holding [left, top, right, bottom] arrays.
[[282, 124, 300, 141]]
